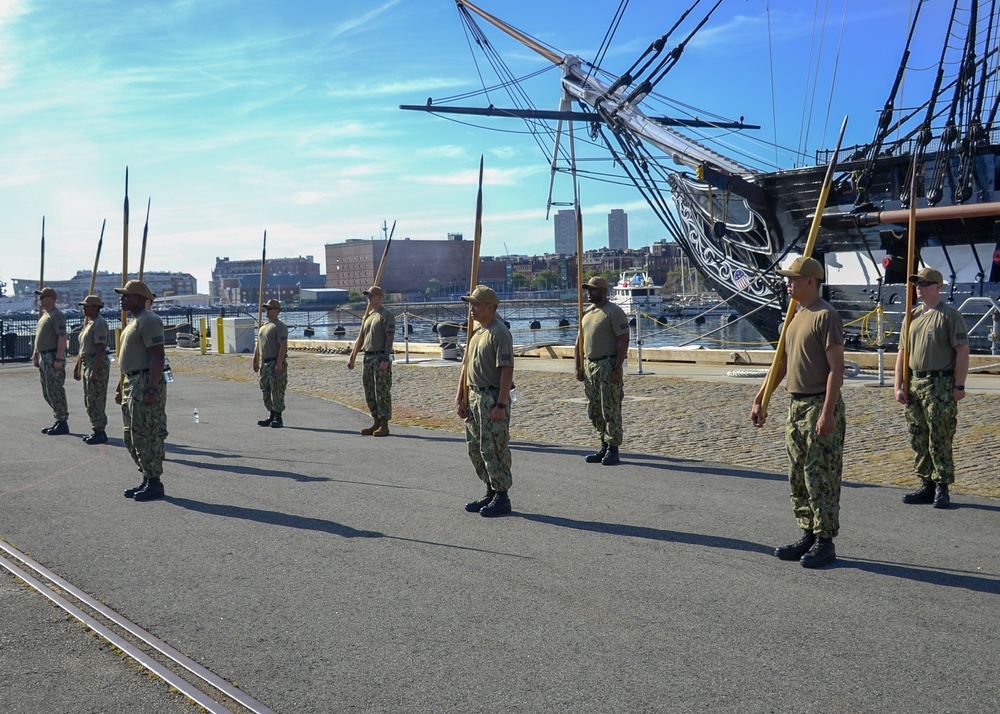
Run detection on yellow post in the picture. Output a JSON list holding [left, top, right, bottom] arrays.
[[200, 317, 207, 354], [216, 317, 225, 354]]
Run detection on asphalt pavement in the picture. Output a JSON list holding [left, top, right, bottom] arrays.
[[1, 363, 999, 713]]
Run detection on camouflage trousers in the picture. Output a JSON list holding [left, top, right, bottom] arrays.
[[785, 394, 846, 539], [583, 358, 624, 446], [38, 352, 68, 421], [362, 352, 392, 420], [122, 372, 167, 479], [904, 374, 958, 485], [259, 358, 288, 413], [465, 387, 512, 493], [81, 353, 110, 430]]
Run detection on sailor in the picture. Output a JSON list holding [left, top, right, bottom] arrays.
[[75, 295, 110, 445], [115, 280, 167, 502], [348, 286, 395, 437], [455, 285, 514, 517], [751, 256, 845, 569], [32, 286, 70, 435], [894, 266, 969, 509], [252, 299, 289, 428], [575, 276, 630, 466]]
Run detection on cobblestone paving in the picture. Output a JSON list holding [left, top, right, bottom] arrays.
[[168, 349, 1000, 499]]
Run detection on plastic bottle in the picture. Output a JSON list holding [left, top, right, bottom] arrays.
[[510, 387, 518, 404], [193, 408, 199, 424], [163, 358, 174, 383]]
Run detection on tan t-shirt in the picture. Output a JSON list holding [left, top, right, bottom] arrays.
[[784, 298, 844, 395], [580, 301, 630, 359], [466, 316, 514, 389], [80, 315, 109, 355], [258, 319, 289, 360], [360, 307, 395, 353], [118, 310, 164, 374], [35, 308, 67, 352], [904, 302, 968, 372]]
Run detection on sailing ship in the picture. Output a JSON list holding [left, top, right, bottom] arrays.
[[403, 1, 1000, 353]]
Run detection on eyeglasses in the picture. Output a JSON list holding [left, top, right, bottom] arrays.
[[915, 280, 937, 287]]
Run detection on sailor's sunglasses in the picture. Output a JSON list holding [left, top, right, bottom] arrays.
[[915, 280, 937, 287]]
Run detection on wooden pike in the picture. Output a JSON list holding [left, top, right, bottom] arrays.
[[350, 220, 396, 364], [253, 230, 267, 361], [76, 220, 106, 380], [901, 153, 920, 395], [121, 167, 130, 335], [39, 216, 45, 316], [138, 198, 150, 282], [759, 116, 848, 420], [459, 157, 485, 407]]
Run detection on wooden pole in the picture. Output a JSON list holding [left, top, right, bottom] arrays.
[[760, 116, 848, 420], [253, 230, 267, 361], [350, 220, 395, 364], [901, 152, 920, 396], [569, 119, 585, 373], [138, 198, 150, 282], [120, 168, 130, 336], [76, 221, 105, 379], [460, 156, 485, 406], [39, 216, 45, 290]]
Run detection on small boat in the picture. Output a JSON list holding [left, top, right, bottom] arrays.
[[609, 271, 664, 312]]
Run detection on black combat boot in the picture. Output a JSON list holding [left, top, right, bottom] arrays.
[[124, 478, 149, 499], [42, 422, 60, 434], [601, 445, 620, 466], [585, 442, 608, 463], [465, 488, 495, 513], [270, 412, 283, 428], [800, 537, 836, 568], [479, 491, 511, 518], [902, 478, 935, 504], [133, 478, 165, 502], [933, 483, 951, 509], [83, 430, 107, 445], [46, 420, 69, 436], [774, 531, 815, 561], [257, 411, 275, 427]]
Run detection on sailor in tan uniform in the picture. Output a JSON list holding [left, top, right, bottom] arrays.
[[75, 295, 111, 444], [252, 299, 289, 428], [348, 285, 395, 436], [32, 286, 70, 435]]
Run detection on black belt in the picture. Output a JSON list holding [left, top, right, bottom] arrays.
[[364, 351, 385, 355], [124, 368, 149, 377], [791, 392, 826, 401], [912, 370, 952, 378], [469, 384, 499, 392], [39, 349, 56, 354], [262, 357, 277, 362], [587, 355, 617, 362]]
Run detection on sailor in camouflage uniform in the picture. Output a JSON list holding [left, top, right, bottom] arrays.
[[751, 257, 845, 568], [894, 267, 969, 509], [456, 286, 515, 518], [75, 295, 111, 445], [114, 280, 168, 502], [348, 286, 395, 437], [575, 277, 630, 466], [252, 299, 289, 428], [32, 286, 70, 435]]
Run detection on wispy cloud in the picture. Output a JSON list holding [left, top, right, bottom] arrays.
[[328, 0, 402, 40]]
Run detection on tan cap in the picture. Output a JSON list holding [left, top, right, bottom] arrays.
[[908, 267, 945, 285], [363, 286, 385, 297], [460, 285, 499, 305], [35, 287, 57, 298], [78, 295, 104, 308], [263, 299, 281, 310], [582, 277, 610, 290], [777, 256, 825, 280], [114, 280, 155, 301]]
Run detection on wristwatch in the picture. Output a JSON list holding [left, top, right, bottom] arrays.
[[496, 402, 507, 409], [146, 387, 156, 395], [955, 385, 965, 390]]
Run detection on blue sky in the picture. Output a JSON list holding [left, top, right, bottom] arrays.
[[0, 0, 935, 293]]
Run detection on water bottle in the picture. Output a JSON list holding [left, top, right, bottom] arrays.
[[163, 358, 174, 383], [193, 408, 199, 424], [509, 387, 518, 405]]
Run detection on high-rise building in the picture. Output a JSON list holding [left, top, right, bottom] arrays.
[[553, 209, 577, 255], [608, 209, 629, 251]]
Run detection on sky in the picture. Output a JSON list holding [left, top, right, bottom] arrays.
[[0, 0, 947, 294]]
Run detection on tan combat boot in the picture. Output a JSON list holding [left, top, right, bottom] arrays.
[[372, 418, 390, 437], [360, 415, 380, 435]]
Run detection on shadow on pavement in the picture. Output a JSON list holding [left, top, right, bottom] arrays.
[[166, 496, 382, 538], [838, 557, 1000, 594], [168, 457, 332, 483]]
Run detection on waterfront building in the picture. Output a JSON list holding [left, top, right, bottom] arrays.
[[211, 255, 324, 305], [608, 209, 629, 251], [12, 271, 196, 307]]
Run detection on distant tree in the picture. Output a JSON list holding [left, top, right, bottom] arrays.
[[533, 269, 558, 291], [425, 278, 442, 299], [511, 272, 529, 291], [347, 290, 363, 303]]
